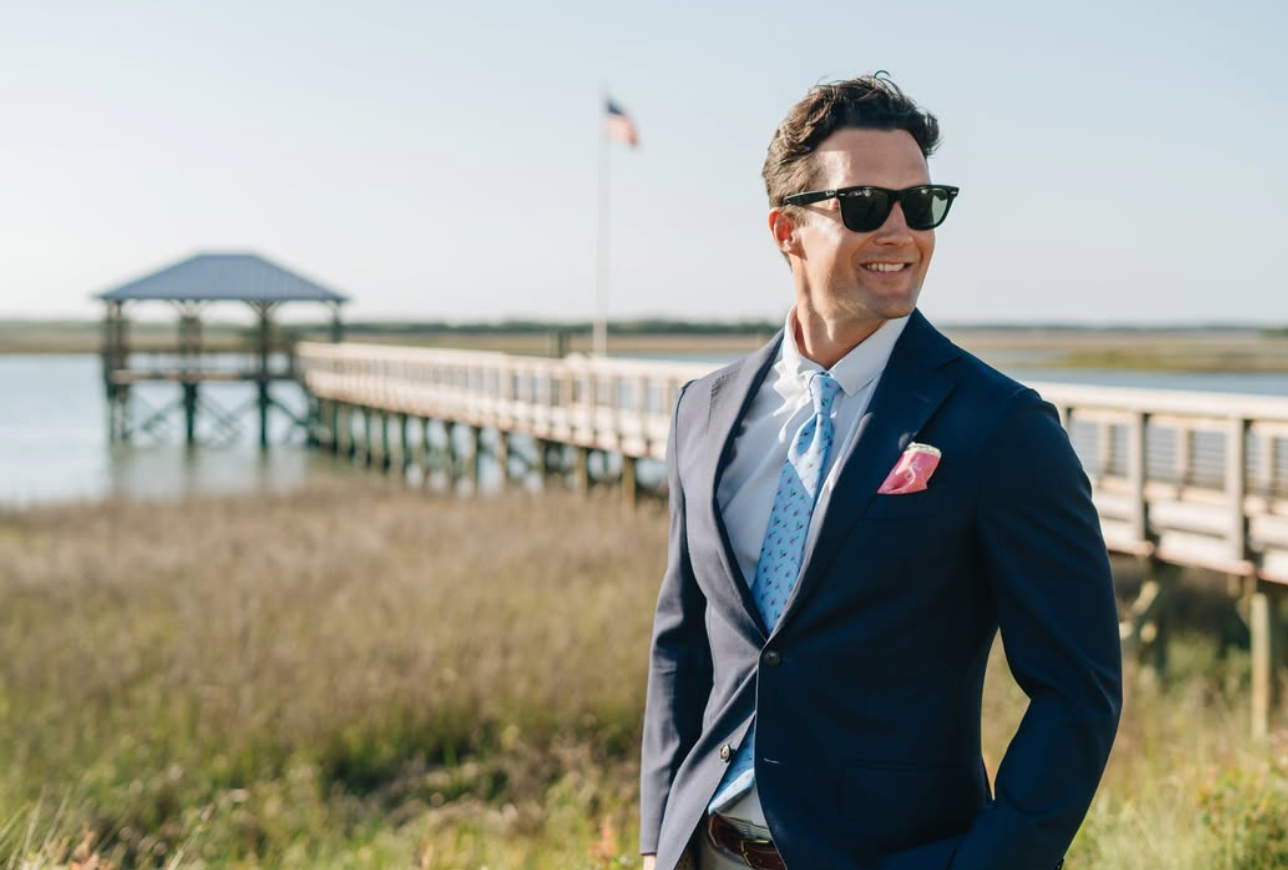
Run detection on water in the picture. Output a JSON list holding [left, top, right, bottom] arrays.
[[0, 354, 363, 506], [2, 353, 1285, 506]]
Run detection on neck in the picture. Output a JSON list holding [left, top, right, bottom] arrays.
[[792, 302, 885, 370]]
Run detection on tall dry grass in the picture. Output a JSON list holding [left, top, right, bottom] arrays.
[[0, 481, 1285, 868]]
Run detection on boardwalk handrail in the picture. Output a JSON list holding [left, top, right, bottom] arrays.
[[297, 341, 705, 461], [296, 341, 1288, 586]]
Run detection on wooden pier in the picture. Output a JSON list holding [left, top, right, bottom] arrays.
[[296, 341, 1288, 737]]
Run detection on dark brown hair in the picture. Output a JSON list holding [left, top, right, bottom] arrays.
[[763, 72, 941, 215]]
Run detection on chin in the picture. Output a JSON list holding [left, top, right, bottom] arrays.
[[869, 293, 920, 320]]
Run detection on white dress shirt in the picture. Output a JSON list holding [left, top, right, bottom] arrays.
[[717, 307, 910, 620], [709, 308, 909, 839]]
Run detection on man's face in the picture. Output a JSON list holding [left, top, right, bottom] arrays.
[[784, 127, 936, 328]]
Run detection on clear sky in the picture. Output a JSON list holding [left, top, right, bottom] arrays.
[[2, 0, 1285, 325]]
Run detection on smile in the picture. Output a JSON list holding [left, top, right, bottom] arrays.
[[861, 263, 911, 273]]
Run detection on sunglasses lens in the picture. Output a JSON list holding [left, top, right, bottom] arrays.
[[903, 187, 954, 230], [838, 189, 894, 232]]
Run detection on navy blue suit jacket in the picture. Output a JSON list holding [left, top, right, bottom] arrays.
[[640, 310, 1122, 870]]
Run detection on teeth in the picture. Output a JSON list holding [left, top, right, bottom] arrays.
[[863, 262, 907, 272]]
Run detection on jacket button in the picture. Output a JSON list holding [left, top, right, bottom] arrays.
[[762, 650, 782, 668], [719, 743, 732, 762]]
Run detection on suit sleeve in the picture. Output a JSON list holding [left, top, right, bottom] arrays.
[[640, 382, 713, 855], [950, 391, 1123, 870]]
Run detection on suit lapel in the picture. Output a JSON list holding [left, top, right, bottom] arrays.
[[772, 310, 961, 634], [703, 330, 784, 639]]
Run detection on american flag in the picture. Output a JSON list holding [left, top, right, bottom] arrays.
[[603, 99, 639, 147]]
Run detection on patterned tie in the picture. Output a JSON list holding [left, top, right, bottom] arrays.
[[708, 370, 842, 812]]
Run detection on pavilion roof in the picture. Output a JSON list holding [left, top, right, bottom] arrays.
[[96, 252, 349, 304]]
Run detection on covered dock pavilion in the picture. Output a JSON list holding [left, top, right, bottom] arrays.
[[97, 252, 349, 448]]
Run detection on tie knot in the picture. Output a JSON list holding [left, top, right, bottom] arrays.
[[808, 371, 840, 415]]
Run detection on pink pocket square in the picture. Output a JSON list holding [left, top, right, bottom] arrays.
[[878, 442, 941, 495]]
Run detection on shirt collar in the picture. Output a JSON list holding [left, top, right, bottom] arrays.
[[781, 307, 911, 397]]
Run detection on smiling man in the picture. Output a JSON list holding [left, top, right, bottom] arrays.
[[640, 74, 1122, 870]]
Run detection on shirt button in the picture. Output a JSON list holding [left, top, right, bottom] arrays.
[[719, 743, 732, 762], [762, 650, 782, 668]]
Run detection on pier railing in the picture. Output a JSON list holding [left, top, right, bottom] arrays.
[[297, 342, 698, 460], [297, 341, 1288, 586]]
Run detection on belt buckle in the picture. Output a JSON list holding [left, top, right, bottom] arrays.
[[738, 835, 774, 868]]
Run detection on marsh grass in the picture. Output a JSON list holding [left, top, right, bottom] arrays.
[[1, 482, 1285, 868]]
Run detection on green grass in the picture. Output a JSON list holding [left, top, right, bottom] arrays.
[[0, 483, 1285, 868]]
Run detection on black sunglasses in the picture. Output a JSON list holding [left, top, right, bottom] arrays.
[[782, 184, 960, 232]]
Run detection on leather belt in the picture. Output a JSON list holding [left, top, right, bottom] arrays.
[[707, 814, 785, 869]]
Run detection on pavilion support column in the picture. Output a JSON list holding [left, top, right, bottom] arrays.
[[102, 301, 121, 443], [118, 386, 133, 444], [183, 382, 199, 447], [329, 301, 344, 343], [257, 382, 270, 449], [253, 301, 274, 451]]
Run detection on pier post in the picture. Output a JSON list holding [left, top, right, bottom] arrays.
[[328, 400, 341, 454], [1122, 557, 1178, 680], [399, 414, 411, 476], [304, 396, 320, 447], [535, 439, 550, 485], [470, 426, 483, 489], [362, 407, 374, 467], [348, 406, 358, 461], [495, 430, 509, 487], [622, 454, 638, 509], [575, 446, 591, 495], [446, 423, 460, 485], [1250, 584, 1272, 741], [421, 418, 434, 484], [379, 411, 391, 472]]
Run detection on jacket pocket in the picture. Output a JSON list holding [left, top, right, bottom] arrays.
[[863, 486, 954, 520], [842, 759, 986, 859]]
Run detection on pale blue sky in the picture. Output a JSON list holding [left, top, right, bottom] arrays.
[[2, 0, 1285, 324]]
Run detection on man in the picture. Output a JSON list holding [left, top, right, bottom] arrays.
[[639, 74, 1122, 870]]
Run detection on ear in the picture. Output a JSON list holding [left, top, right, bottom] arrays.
[[768, 207, 803, 258]]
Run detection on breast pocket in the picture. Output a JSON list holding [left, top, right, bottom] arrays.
[[863, 486, 954, 521]]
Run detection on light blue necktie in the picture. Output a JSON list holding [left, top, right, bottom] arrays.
[[709, 370, 842, 813]]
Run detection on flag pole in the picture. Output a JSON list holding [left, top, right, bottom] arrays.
[[593, 90, 610, 358]]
